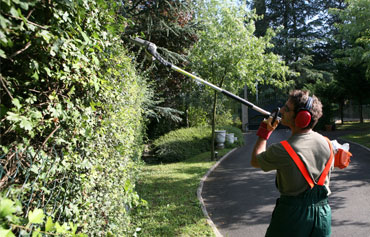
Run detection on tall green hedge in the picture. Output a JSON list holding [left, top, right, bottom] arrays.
[[1, 0, 150, 235]]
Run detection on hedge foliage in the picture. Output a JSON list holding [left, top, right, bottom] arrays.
[[152, 126, 244, 163], [1, 0, 150, 235]]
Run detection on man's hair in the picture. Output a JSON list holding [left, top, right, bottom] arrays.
[[288, 90, 323, 129]]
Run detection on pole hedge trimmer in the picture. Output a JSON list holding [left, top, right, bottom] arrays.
[[128, 37, 281, 122]]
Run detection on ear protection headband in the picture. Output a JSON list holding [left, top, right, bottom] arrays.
[[295, 96, 313, 128]]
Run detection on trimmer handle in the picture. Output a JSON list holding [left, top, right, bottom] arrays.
[[271, 107, 280, 125]]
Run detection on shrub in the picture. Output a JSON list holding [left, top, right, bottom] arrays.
[[152, 125, 244, 163], [153, 126, 212, 163], [188, 106, 209, 127], [215, 109, 234, 126], [232, 116, 243, 130]]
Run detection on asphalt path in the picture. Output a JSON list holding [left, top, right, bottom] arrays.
[[202, 129, 370, 237]]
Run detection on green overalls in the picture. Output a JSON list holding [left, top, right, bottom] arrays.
[[265, 139, 334, 237]]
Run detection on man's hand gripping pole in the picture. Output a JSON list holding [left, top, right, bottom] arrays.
[[257, 107, 281, 140]]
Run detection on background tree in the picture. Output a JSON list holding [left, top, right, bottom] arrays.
[[122, 0, 199, 139], [248, 0, 353, 125], [331, 0, 370, 123], [190, 0, 290, 159]]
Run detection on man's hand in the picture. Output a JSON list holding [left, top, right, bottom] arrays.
[[256, 116, 280, 140], [266, 116, 280, 131]]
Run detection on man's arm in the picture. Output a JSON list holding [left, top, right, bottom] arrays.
[[251, 137, 267, 168], [251, 116, 279, 168]]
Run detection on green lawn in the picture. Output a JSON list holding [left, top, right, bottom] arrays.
[[336, 121, 370, 148], [132, 149, 233, 237]]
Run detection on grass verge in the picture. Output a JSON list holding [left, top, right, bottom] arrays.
[[132, 149, 233, 236], [336, 121, 370, 148]]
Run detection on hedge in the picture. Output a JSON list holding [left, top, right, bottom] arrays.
[[152, 126, 244, 163], [0, 0, 150, 235]]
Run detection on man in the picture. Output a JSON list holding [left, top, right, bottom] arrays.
[[251, 90, 333, 237]]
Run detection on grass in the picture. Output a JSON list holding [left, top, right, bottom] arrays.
[[132, 149, 233, 237], [336, 121, 370, 148]]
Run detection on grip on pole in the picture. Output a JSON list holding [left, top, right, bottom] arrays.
[[271, 107, 281, 124]]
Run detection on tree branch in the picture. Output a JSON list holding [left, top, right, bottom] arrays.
[[32, 125, 61, 161], [10, 41, 32, 59], [5, 13, 48, 30], [26, 9, 34, 19], [0, 74, 14, 100]]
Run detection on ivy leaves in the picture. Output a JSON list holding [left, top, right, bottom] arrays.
[[0, 196, 85, 236], [1, 0, 150, 235]]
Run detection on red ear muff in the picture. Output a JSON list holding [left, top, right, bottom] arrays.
[[295, 110, 312, 128]]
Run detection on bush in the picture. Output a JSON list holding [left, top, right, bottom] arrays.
[[215, 109, 234, 126], [152, 125, 244, 163], [188, 106, 209, 127], [153, 126, 212, 163]]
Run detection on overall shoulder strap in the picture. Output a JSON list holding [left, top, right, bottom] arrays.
[[280, 140, 314, 189], [317, 137, 334, 186]]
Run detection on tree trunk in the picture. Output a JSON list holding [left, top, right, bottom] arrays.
[[210, 73, 226, 160], [283, 1, 289, 61], [211, 90, 218, 160], [359, 97, 364, 123], [292, 0, 298, 62], [253, 0, 267, 37], [340, 101, 344, 124]]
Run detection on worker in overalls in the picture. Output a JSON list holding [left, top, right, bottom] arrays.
[[251, 90, 333, 237]]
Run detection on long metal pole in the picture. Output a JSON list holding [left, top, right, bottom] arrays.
[[172, 66, 272, 116], [128, 37, 278, 118]]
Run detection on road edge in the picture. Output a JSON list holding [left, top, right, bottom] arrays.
[[197, 148, 238, 237], [338, 138, 370, 152]]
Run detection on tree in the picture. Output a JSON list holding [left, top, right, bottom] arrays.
[[122, 0, 199, 139], [190, 0, 290, 159], [332, 0, 370, 123], [248, 0, 347, 89]]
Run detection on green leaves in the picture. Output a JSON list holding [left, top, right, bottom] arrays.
[[27, 209, 44, 225], [1, 195, 86, 236], [0, 197, 21, 231], [11, 98, 21, 110], [333, 0, 370, 80], [0, 229, 15, 237], [38, 30, 52, 43], [190, 0, 289, 93], [1, 0, 150, 235], [0, 198, 17, 217], [44, 217, 54, 232]]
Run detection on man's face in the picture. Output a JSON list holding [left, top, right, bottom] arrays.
[[280, 99, 295, 128]]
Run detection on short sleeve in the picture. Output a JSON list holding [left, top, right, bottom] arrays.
[[256, 142, 291, 172]]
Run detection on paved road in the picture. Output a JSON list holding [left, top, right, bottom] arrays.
[[202, 129, 370, 237]]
